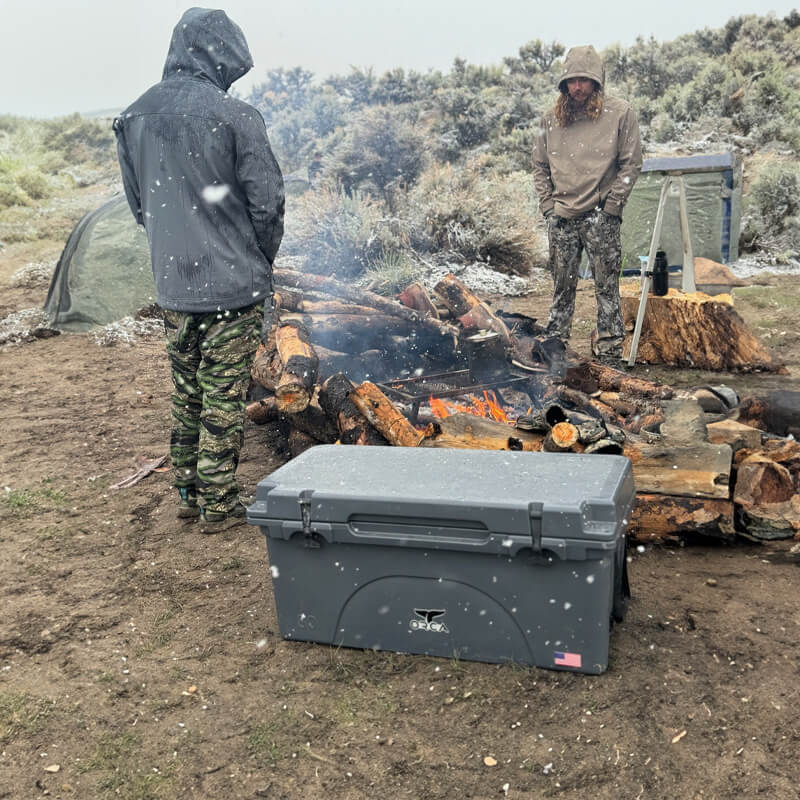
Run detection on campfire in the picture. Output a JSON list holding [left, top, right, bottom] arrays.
[[246, 268, 800, 544]]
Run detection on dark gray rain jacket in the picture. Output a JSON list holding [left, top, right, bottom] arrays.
[[114, 8, 285, 313]]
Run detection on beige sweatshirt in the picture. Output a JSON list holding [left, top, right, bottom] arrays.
[[532, 47, 642, 219]]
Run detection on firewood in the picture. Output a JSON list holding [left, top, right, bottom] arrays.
[[274, 321, 319, 414], [623, 437, 732, 499], [587, 361, 673, 400], [545, 385, 625, 429], [736, 391, 800, 437], [734, 454, 795, 506], [348, 382, 425, 447], [318, 374, 389, 446], [543, 422, 580, 452], [419, 413, 545, 451], [251, 332, 283, 391], [275, 268, 458, 339], [623, 412, 665, 435], [397, 283, 439, 319], [434, 274, 511, 342], [619, 285, 787, 373], [628, 494, 735, 542], [273, 286, 304, 312], [246, 395, 279, 424], [281, 313, 457, 363], [288, 429, 318, 458], [621, 399, 732, 499], [297, 300, 378, 315], [596, 391, 637, 418], [706, 419, 762, 451], [433, 273, 482, 317], [584, 439, 623, 455], [575, 419, 607, 444]]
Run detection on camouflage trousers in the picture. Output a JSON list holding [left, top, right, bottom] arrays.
[[163, 302, 264, 515], [545, 209, 624, 357]]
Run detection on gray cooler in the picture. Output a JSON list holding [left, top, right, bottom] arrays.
[[248, 445, 634, 674]]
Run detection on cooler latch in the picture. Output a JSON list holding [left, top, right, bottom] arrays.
[[528, 502, 543, 552], [298, 490, 321, 548]]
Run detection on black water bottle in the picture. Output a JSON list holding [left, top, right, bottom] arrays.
[[652, 250, 669, 296]]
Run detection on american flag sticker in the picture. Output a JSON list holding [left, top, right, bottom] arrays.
[[554, 651, 582, 668]]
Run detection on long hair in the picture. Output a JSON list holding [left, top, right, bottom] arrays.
[[554, 88, 603, 127]]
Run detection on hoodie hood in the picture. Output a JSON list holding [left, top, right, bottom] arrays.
[[557, 45, 604, 93], [162, 7, 253, 90]]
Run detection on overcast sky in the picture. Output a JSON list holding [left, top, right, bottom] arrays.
[[1, 0, 796, 117]]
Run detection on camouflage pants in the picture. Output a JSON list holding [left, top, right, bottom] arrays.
[[545, 210, 624, 356], [163, 302, 264, 514]]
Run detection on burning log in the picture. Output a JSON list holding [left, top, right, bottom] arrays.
[[619, 286, 787, 373], [280, 312, 457, 365], [296, 300, 379, 315], [398, 282, 439, 319], [318, 374, 389, 446], [420, 413, 545, 451], [288, 429, 318, 458], [349, 382, 425, 447], [545, 385, 626, 429], [628, 495, 735, 542], [543, 422, 580, 452], [274, 321, 319, 413]]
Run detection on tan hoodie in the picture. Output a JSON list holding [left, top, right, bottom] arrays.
[[533, 45, 642, 219]]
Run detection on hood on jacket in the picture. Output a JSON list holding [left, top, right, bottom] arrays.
[[162, 7, 253, 90], [557, 45, 604, 94]]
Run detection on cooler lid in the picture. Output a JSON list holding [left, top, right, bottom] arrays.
[[251, 445, 634, 544]]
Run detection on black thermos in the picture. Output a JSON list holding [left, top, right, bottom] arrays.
[[652, 250, 669, 296]]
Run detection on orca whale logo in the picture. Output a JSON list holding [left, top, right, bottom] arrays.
[[409, 608, 449, 633]]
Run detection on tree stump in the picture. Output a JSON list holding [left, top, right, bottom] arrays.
[[619, 285, 786, 373]]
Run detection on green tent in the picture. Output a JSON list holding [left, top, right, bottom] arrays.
[[44, 195, 154, 331]]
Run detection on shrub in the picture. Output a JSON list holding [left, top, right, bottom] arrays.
[[402, 160, 545, 273], [742, 159, 800, 256], [16, 169, 51, 200], [281, 186, 409, 277], [41, 113, 115, 164], [321, 106, 427, 204]]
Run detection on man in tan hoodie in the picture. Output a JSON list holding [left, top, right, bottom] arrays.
[[533, 45, 642, 363]]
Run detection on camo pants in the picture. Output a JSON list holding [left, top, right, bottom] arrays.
[[163, 302, 264, 514], [545, 209, 624, 356]]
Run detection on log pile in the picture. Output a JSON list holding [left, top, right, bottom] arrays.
[[247, 271, 798, 544]]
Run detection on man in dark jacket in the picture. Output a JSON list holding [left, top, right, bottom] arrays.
[[114, 8, 285, 532]]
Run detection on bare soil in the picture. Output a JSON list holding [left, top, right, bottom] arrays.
[[1, 228, 799, 799]]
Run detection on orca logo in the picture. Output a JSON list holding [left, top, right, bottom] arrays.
[[409, 609, 449, 633]]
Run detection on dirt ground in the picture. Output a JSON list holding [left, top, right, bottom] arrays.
[[1, 222, 799, 799]]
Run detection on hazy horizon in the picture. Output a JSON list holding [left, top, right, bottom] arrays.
[[2, 0, 797, 118]]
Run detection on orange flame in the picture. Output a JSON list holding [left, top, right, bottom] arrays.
[[428, 390, 510, 423]]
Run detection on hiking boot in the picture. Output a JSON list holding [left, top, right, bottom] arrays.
[[198, 495, 252, 534], [177, 488, 201, 519]]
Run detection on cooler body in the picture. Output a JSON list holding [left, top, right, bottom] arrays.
[[248, 446, 634, 674]]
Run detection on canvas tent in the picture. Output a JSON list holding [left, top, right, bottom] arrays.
[[621, 152, 742, 270]]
